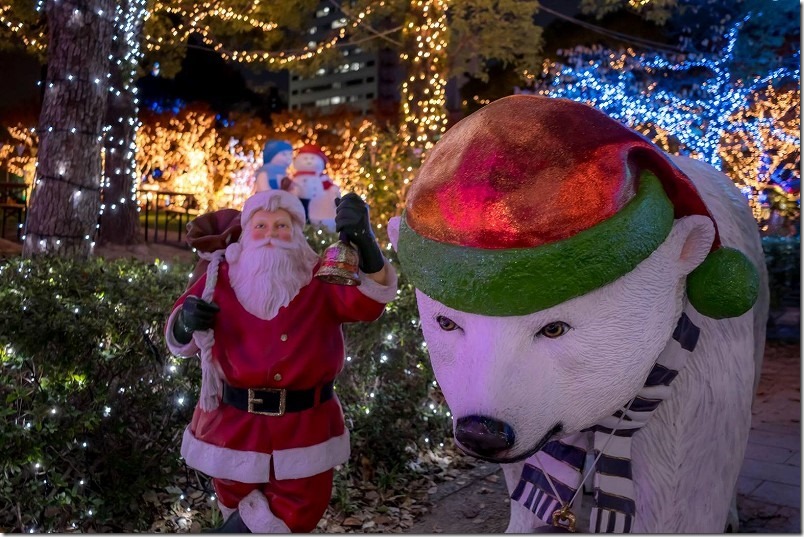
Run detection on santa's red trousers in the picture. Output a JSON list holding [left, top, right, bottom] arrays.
[[213, 469, 334, 533]]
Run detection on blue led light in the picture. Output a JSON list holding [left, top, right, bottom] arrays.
[[520, 15, 800, 206]]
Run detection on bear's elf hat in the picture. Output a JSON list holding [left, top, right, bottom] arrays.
[[396, 95, 759, 319], [297, 143, 328, 164]]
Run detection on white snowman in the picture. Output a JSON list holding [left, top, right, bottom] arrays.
[[288, 144, 340, 231]]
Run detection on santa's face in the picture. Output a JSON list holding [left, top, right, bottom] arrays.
[[294, 152, 325, 174], [248, 208, 293, 243], [227, 209, 320, 320]]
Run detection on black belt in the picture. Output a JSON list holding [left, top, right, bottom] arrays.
[[222, 381, 334, 416]]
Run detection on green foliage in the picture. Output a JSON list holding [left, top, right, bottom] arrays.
[[447, 0, 543, 82], [580, 0, 680, 25], [0, 0, 47, 60], [762, 236, 800, 310], [0, 257, 196, 532], [0, 241, 451, 531], [305, 226, 451, 472]]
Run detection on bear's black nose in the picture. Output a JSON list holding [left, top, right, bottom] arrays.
[[454, 415, 516, 458]]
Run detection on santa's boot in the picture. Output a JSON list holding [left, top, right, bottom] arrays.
[[204, 510, 251, 533], [237, 489, 292, 533]]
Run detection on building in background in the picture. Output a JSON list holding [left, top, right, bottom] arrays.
[[288, 3, 401, 121]]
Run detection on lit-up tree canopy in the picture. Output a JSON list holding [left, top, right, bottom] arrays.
[[519, 14, 800, 227]]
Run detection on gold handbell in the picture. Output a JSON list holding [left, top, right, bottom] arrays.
[[315, 232, 361, 286]]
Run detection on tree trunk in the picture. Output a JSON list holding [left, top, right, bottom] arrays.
[[23, 0, 115, 259], [99, 0, 145, 245]]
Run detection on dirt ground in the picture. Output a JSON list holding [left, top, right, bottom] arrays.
[[408, 462, 510, 534]]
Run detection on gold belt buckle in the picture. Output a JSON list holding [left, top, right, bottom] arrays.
[[247, 388, 286, 416]]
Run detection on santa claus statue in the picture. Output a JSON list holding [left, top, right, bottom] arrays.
[[287, 144, 340, 229], [165, 189, 397, 533], [253, 139, 293, 192]]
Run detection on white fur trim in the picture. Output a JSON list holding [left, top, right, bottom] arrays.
[[272, 430, 351, 480], [238, 489, 291, 533], [357, 261, 399, 304], [180, 426, 272, 483], [242, 190, 306, 229], [218, 502, 236, 520], [165, 308, 200, 357], [225, 241, 243, 264]]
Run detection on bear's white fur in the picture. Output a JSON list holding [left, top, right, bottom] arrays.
[[388, 155, 768, 532]]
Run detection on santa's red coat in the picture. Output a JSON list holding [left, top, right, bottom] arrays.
[[166, 261, 396, 483]]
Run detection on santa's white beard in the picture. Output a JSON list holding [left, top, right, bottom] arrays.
[[227, 236, 319, 320]]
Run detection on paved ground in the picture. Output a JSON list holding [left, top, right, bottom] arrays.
[[410, 340, 801, 533], [738, 340, 801, 533]]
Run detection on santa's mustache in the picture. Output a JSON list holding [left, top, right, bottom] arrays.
[[245, 236, 297, 251]]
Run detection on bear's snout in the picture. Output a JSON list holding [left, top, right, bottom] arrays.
[[455, 415, 516, 458]]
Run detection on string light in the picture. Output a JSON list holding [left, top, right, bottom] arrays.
[[143, 1, 379, 67], [100, 0, 148, 227], [0, 4, 45, 51], [518, 14, 800, 223], [399, 0, 449, 153]]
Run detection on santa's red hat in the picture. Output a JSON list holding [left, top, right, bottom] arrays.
[[297, 144, 328, 164], [396, 95, 759, 319]]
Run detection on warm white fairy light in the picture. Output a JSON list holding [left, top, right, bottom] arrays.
[[400, 0, 449, 153], [143, 1, 378, 67], [10, 1, 147, 255], [0, 4, 45, 50]]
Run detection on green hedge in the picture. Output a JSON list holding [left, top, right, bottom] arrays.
[[0, 239, 450, 532], [0, 258, 198, 532], [762, 235, 800, 310]]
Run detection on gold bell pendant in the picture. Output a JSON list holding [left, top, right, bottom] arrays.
[[551, 506, 577, 532], [315, 232, 361, 286]]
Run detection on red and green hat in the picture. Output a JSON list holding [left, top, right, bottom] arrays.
[[396, 95, 759, 318]]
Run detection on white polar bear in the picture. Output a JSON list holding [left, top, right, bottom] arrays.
[[388, 96, 768, 533]]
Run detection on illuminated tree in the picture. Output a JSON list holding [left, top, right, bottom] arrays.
[[22, 0, 115, 258], [519, 14, 800, 228], [99, 0, 147, 245], [1, 0, 314, 255]]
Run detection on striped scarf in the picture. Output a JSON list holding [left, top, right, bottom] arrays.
[[511, 313, 700, 532]]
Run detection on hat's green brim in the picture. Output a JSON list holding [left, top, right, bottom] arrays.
[[397, 172, 674, 316]]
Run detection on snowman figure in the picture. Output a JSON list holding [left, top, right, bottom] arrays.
[[289, 144, 340, 230], [253, 140, 293, 192]]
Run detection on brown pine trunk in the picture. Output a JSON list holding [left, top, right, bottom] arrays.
[[23, 0, 115, 259], [99, 0, 143, 245]]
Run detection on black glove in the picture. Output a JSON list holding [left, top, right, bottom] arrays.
[[172, 296, 220, 344], [335, 193, 385, 274]]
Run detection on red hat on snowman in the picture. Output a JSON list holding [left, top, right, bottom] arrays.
[[296, 144, 328, 165]]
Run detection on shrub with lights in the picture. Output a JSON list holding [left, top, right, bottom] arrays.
[[0, 230, 451, 531], [0, 257, 195, 532]]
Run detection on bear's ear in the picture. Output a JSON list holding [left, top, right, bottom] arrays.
[[665, 215, 715, 277], [387, 216, 401, 252]]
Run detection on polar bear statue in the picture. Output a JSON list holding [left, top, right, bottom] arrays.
[[387, 95, 768, 533]]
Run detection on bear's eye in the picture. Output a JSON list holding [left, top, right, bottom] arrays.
[[538, 321, 571, 338], [436, 315, 460, 331]]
